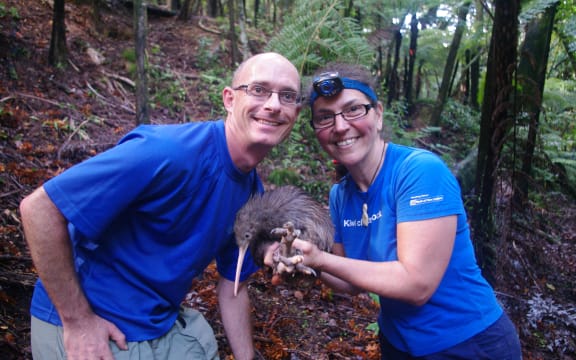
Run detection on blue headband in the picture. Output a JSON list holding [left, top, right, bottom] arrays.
[[309, 76, 377, 107]]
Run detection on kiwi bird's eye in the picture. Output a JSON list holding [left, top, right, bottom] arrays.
[[244, 233, 251, 240]]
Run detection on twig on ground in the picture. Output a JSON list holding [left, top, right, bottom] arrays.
[[10, 92, 61, 107], [57, 118, 93, 162], [100, 70, 135, 88], [86, 81, 135, 114], [197, 18, 222, 35]]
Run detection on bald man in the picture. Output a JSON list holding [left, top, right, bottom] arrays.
[[20, 53, 302, 360]]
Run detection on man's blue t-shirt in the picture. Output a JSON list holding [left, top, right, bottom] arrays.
[[31, 120, 260, 341], [329, 143, 502, 356]]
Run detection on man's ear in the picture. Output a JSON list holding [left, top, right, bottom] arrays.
[[223, 86, 235, 112]]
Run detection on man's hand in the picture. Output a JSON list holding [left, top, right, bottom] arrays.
[[63, 313, 127, 359]]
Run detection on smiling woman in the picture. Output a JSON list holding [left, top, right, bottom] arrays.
[[286, 62, 523, 359]]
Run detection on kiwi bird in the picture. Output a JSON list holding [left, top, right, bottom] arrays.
[[233, 185, 334, 296]]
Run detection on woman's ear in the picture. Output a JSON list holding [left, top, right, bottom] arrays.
[[375, 101, 384, 131]]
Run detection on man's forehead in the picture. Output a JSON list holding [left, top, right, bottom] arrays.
[[238, 58, 299, 87]]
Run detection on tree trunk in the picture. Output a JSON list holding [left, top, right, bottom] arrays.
[[227, 0, 239, 66], [429, 2, 470, 127], [48, 0, 68, 66], [237, 0, 250, 61], [91, 0, 103, 34], [272, 0, 277, 28], [134, 0, 150, 125], [512, 2, 559, 208], [404, 12, 418, 116], [253, 0, 259, 28], [472, 0, 520, 284], [470, 47, 480, 110], [344, 0, 353, 18], [177, 0, 192, 20], [386, 28, 402, 107], [463, 50, 471, 105], [208, 0, 218, 17], [168, 0, 181, 12]]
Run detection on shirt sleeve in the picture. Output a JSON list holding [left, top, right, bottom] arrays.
[[44, 127, 200, 240], [394, 151, 464, 223], [329, 182, 344, 245]]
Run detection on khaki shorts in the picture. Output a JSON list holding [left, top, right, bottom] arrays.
[[31, 307, 219, 360]]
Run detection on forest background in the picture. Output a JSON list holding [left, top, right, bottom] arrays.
[[0, 0, 575, 359]]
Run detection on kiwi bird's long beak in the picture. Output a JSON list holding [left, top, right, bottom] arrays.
[[234, 243, 248, 296]]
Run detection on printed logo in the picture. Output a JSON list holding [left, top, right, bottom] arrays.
[[409, 194, 444, 206], [343, 210, 382, 227]]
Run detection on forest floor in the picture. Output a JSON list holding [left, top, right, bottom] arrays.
[[0, 1, 575, 359]]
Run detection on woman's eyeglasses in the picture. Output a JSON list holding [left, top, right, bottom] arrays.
[[311, 103, 373, 130]]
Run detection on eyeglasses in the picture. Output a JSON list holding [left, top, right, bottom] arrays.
[[233, 84, 301, 105], [311, 103, 373, 130]]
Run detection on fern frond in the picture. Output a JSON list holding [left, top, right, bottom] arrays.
[[266, 0, 373, 76]]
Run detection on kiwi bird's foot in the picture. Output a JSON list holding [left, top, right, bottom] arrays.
[[275, 253, 314, 276], [271, 222, 302, 243], [277, 254, 303, 267], [295, 263, 317, 277]]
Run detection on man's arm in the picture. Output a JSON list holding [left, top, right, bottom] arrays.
[[20, 187, 126, 359], [217, 277, 254, 360]]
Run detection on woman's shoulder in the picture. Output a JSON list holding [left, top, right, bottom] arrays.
[[388, 143, 445, 168]]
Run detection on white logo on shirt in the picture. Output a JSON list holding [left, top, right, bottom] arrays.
[[409, 194, 444, 206], [343, 210, 382, 227]]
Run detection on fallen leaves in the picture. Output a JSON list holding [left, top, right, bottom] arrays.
[[186, 263, 381, 359]]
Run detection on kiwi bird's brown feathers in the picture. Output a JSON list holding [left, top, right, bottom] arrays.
[[234, 185, 334, 267]]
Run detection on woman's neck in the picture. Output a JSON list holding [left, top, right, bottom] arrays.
[[351, 141, 387, 192]]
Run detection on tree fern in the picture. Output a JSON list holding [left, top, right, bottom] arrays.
[[519, 0, 562, 26], [263, 0, 374, 200], [265, 0, 373, 76]]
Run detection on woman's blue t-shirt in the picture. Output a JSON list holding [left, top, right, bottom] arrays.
[[329, 143, 502, 356]]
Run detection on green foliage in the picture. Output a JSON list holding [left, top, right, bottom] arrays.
[[531, 78, 576, 195], [121, 48, 137, 63], [519, 0, 562, 26], [265, 124, 332, 204], [538, 113, 576, 191], [365, 293, 380, 334], [440, 100, 480, 137], [148, 64, 187, 113], [268, 168, 301, 186], [194, 37, 218, 70], [265, 0, 373, 76], [542, 78, 576, 113], [121, 48, 137, 76], [263, 0, 376, 202], [413, 28, 454, 92], [0, 3, 19, 20], [200, 69, 230, 118]]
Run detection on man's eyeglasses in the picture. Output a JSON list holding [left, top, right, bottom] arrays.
[[233, 84, 301, 105], [311, 103, 373, 130]]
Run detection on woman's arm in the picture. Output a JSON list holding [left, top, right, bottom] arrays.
[[292, 216, 456, 306]]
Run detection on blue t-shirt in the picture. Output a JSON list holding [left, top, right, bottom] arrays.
[[329, 143, 502, 356], [31, 120, 260, 341]]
